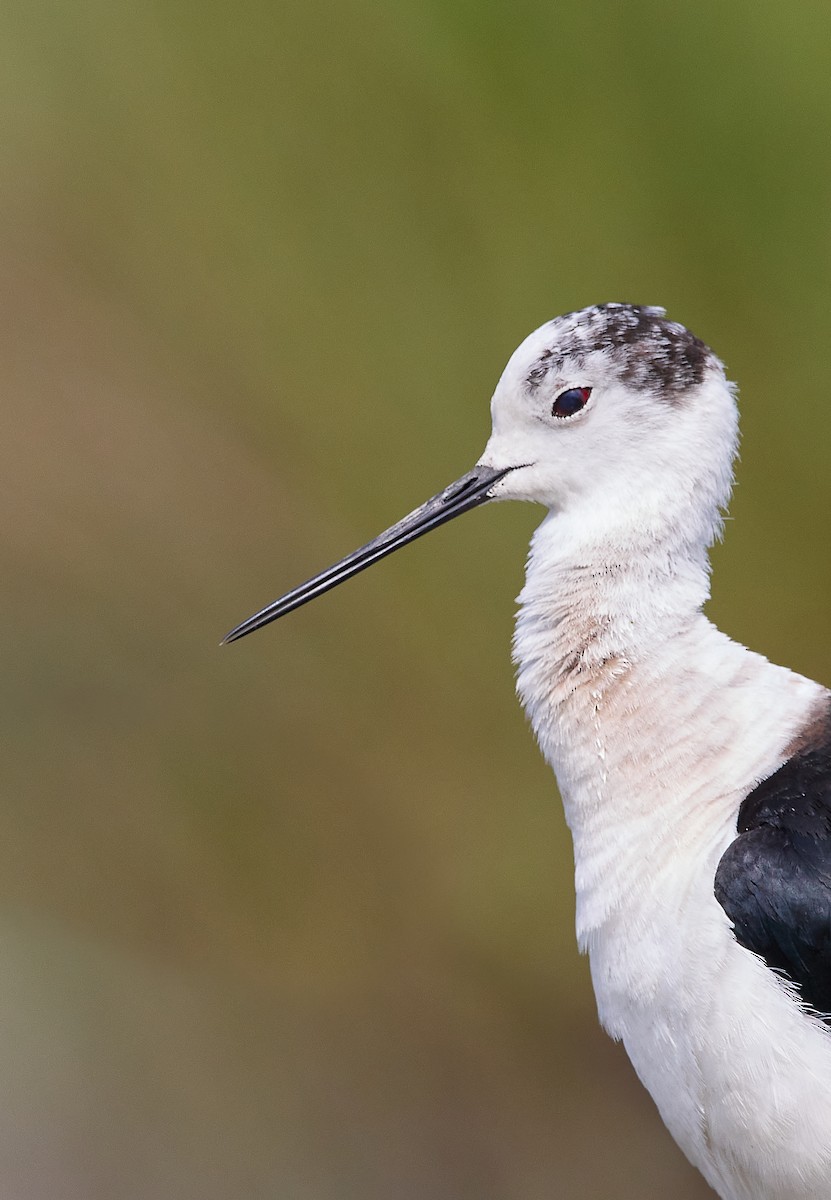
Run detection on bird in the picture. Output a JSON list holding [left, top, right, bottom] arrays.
[[224, 303, 831, 1200]]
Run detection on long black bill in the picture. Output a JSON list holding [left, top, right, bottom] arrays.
[[222, 463, 513, 644]]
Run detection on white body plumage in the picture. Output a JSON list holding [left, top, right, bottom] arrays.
[[514, 519, 831, 1199]]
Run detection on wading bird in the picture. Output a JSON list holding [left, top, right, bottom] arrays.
[[224, 304, 831, 1200]]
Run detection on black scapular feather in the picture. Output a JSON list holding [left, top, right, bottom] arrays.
[[715, 709, 831, 1022]]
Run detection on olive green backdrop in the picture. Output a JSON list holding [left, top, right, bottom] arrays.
[[4, 1, 831, 1197]]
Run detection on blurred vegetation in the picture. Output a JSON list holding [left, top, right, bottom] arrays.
[[2, 1, 831, 1196]]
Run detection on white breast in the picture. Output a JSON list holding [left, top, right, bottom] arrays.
[[513, 518, 831, 1200]]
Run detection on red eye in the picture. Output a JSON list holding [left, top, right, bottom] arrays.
[[552, 386, 591, 418]]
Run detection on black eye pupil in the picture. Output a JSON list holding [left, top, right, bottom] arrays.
[[552, 387, 590, 418]]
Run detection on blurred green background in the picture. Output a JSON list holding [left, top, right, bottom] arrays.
[[4, 1, 831, 1197]]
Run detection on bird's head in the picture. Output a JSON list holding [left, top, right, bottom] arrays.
[[223, 304, 739, 642], [480, 304, 738, 554]]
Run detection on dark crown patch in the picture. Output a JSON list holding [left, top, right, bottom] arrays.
[[525, 303, 715, 402]]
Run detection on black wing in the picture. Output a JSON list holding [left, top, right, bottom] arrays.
[[715, 708, 831, 1022]]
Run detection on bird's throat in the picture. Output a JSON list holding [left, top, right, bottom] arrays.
[[513, 513, 713, 710]]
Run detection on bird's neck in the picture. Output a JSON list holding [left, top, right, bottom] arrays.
[[514, 510, 713, 707], [513, 510, 824, 948]]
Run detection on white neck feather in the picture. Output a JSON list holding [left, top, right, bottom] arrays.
[[515, 506, 712, 683], [513, 510, 824, 949]]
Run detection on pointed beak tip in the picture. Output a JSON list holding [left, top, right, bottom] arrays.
[[219, 462, 514, 645]]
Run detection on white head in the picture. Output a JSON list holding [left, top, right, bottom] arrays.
[[223, 304, 739, 643], [479, 304, 739, 560]]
